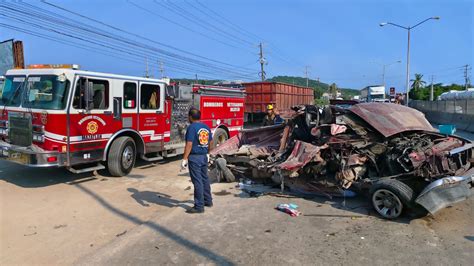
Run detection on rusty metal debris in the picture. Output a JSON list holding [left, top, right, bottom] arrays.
[[210, 103, 474, 219]]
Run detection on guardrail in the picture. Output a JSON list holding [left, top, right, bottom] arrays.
[[410, 99, 474, 133]]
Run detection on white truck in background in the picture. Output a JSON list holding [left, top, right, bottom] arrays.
[[361, 85, 386, 102]]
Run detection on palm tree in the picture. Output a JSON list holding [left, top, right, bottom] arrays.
[[411, 74, 426, 90], [328, 83, 338, 99]]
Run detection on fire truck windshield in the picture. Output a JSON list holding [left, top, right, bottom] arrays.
[[23, 75, 70, 110], [0, 75, 25, 106]]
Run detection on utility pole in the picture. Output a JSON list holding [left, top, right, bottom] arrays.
[[145, 57, 149, 78], [195, 74, 198, 84], [259, 43, 266, 81], [463, 64, 471, 90], [380, 17, 440, 106], [304, 66, 311, 87], [159, 61, 164, 78], [430, 75, 434, 101]]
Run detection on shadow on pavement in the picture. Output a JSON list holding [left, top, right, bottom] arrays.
[[127, 188, 193, 210], [0, 155, 183, 187], [75, 183, 234, 265], [465, 236, 474, 242], [0, 162, 96, 188]]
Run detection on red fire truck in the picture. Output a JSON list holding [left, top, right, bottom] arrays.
[[0, 65, 245, 176]]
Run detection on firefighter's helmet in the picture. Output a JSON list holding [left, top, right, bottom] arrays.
[[266, 104, 274, 110]]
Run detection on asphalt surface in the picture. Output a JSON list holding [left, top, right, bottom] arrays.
[[1, 159, 473, 265]]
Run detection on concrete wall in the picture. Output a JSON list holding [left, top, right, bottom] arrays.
[[410, 99, 474, 133]]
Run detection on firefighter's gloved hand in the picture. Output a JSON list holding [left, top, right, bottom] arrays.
[[181, 159, 188, 170]]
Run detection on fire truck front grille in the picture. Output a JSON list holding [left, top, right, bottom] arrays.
[[9, 115, 32, 147]]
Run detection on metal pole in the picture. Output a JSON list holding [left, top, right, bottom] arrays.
[[405, 28, 411, 106], [145, 57, 149, 78], [382, 65, 386, 87], [430, 75, 434, 101], [304, 66, 310, 87], [159, 61, 164, 78], [259, 43, 266, 81]]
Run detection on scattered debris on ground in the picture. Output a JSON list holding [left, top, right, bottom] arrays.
[[275, 203, 302, 217], [210, 103, 473, 219]]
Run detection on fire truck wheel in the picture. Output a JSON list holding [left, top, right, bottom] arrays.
[[213, 128, 228, 148], [107, 136, 136, 177]]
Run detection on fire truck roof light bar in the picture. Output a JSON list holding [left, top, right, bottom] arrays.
[[27, 64, 80, 70]]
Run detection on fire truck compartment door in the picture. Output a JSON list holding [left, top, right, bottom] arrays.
[[138, 82, 167, 151]]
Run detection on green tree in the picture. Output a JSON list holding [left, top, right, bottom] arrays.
[[328, 83, 338, 99], [411, 73, 426, 90]]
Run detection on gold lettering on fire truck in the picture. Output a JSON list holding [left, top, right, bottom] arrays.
[[78, 115, 106, 126], [87, 121, 99, 134]]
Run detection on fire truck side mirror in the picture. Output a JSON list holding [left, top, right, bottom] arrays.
[[84, 81, 94, 110]]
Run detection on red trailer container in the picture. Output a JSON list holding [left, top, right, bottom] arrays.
[[243, 82, 314, 122]]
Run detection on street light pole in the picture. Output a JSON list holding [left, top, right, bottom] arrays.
[[405, 28, 411, 105], [380, 17, 439, 106]]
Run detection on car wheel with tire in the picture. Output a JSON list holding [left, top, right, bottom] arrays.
[[369, 179, 414, 219], [107, 136, 136, 177], [213, 128, 228, 148]]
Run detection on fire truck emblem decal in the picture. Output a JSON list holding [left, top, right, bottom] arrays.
[[40, 111, 48, 125], [87, 121, 99, 134]]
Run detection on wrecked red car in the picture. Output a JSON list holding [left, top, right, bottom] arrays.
[[210, 103, 473, 219]]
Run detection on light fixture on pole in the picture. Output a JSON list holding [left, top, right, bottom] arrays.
[[380, 17, 440, 106]]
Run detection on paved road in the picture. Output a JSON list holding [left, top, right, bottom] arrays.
[[1, 159, 473, 265], [0, 158, 194, 265]]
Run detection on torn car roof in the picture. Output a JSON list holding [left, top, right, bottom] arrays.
[[349, 103, 435, 137]]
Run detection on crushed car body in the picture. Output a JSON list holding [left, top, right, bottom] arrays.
[[210, 103, 473, 219]]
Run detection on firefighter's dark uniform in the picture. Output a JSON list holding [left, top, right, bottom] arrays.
[[185, 122, 213, 211], [262, 114, 284, 126]]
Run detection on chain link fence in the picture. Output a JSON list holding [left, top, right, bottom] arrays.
[[410, 99, 474, 133]]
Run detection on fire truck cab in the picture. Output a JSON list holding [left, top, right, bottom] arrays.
[[0, 65, 245, 176]]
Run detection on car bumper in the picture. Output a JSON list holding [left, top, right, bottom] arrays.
[[0, 141, 65, 167], [415, 168, 474, 214]]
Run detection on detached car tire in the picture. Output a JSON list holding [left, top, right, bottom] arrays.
[[107, 136, 136, 177], [213, 128, 228, 148], [370, 179, 414, 219]]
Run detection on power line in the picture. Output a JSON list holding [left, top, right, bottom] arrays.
[[40, 0, 253, 72], [154, 0, 254, 49], [0, 22, 221, 79], [126, 0, 254, 55], [190, 0, 262, 42], [188, 0, 305, 68], [0, 2, 257, 79]]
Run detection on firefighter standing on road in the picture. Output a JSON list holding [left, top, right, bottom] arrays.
[[262, 104, 284, 126], [181, 108, 214, 214]]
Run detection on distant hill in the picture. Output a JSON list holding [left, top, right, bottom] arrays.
[[268, 76, 359, 99], [171, 75, 360, 100]]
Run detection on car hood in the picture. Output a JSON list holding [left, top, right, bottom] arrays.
[[349, 103, 435, 137]]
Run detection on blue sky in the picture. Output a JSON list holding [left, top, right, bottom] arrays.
[[1, 0, 472, 90]]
